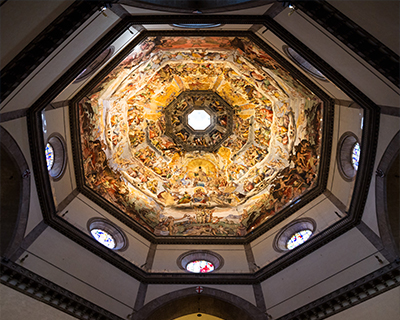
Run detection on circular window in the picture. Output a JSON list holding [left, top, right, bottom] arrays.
[[90, 228, 116, 249], [74, 47, 114, 83], [177, 250, 223, 273], [186, 260, 215, 273], [286, 229, 313, 250], [45, 134, 67, 180], [87, 218, 128, 251], [351, 142, 360, 170], [337, 132, 360, 181], [273, 218, 316, 252], [45, 143, 54, 170], [283, 45, 327, 81]]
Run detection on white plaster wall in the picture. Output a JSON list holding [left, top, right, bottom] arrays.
[[0, 9, 120, 113], [256, 28, 351, 101], [52, 27, 140, 102], [60, 193, 151, 267], [43, 107, 75, 207], [328, 286, 400, 320], [0, 0, 74, 68], [153, 244, 248, 273], [145, 284, 256, 306], [275, 6, 399, 106], [362, 114, 400, 235], [261, 228, 387, 319], [327, 105, 363, 209], [0, 284, 76, 320], [251, 193, 342, 268], [18, 227, 139, 318]]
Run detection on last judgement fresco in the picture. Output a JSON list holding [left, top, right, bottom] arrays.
[[78, 36, 323, 237]]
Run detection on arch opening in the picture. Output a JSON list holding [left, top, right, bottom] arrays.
[[132, 287, 268, 320]]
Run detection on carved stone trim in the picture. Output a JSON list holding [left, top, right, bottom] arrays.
[[294, 1, 399, 87], [0, 1, 101, 102], [278, 260, 400, 320], [27, 18, 378, 282], [0, 259, 124, 320]]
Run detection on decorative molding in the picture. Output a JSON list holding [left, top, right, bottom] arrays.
[[323, 189, 347, 214], [133, 282, 147, 312], [117, 0, 274, 14], [1, 253, 399, 320], [380, 105, 400, 117], [277, 260, 400, 320], [356, 221, 396, 263], [0, 1, 102, 103], [26, 17, 378, 283], [9, 220, 48, 262], [253, 283, 267, 313], [0, 108, 28, 122], [244, 243, 258, 272], [294, 0, 399, 87], [249, 1, 286, 33], [55, 188, 79, 214], [69, 29, 334, 245], [144, 243, 157, 271], [0, 259, 124, 320]]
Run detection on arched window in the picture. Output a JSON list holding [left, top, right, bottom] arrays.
[[273, 218, 316, 252], [45, 134, 67, 180], [87, 218, 128, 251], [283, 45, 327, 81], [337, 132, 360, 181], [177, 250, 224, 273]]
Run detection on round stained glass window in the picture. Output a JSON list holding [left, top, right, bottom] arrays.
[[351, 142, 360, 170], [90, 228, 116, 249], [186, 260, 215, 273], [286, 230, 313, 250], [45, 143, 54, 170]]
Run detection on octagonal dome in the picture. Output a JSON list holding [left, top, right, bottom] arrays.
[[76, 35, 325, 238]]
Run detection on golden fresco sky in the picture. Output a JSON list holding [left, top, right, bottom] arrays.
[[78, 36, 323, 237]]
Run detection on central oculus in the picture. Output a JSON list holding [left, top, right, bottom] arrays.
[[164, 91, 233, 152], [188, 110, 211, 131]]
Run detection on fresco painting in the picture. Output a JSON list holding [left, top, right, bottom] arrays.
[[79, 36, 323, 237]]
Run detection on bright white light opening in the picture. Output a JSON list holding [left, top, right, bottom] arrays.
[[188, 110, 211, 130], [286, 229, 312, 250], [91, 228, 116, 249], [186, 260, 215, 273]]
